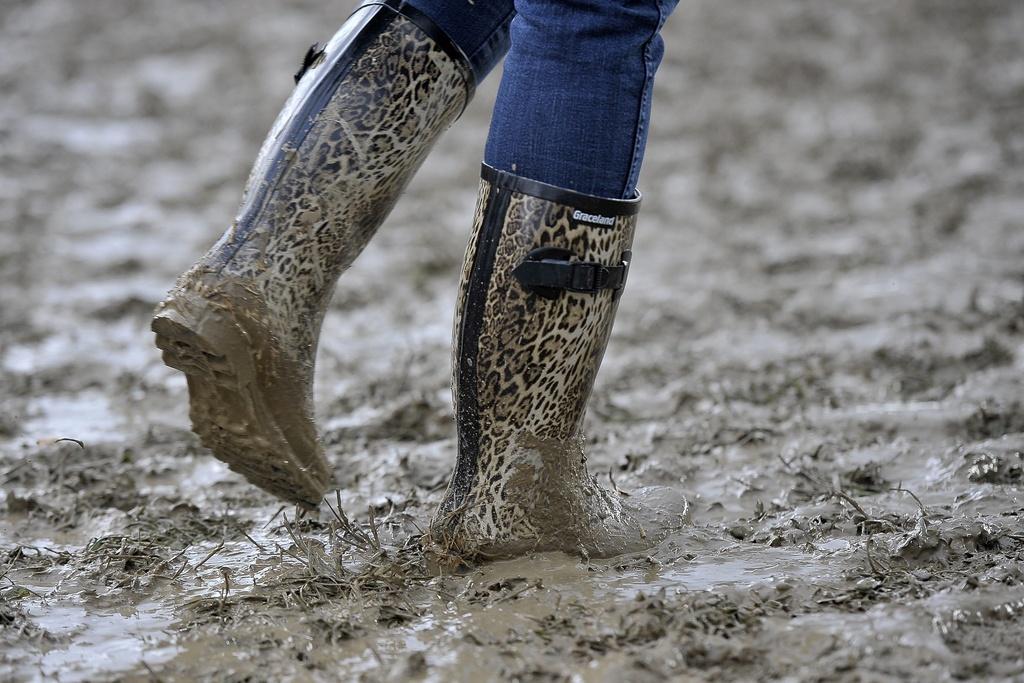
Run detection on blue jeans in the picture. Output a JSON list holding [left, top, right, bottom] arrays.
[[406, 0, 677, 199]]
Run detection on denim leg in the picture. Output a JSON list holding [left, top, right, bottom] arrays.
[[484, 0, 678, 199], [403, 0, 516, 83]]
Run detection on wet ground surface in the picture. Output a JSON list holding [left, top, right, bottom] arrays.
[[2, 0, 1024, 680]]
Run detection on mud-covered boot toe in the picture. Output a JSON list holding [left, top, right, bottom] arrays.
[[153, 287, 329, 508]]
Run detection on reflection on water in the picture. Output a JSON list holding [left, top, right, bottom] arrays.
[[21, 601, 177, 683], [21, 392, 124, 444]]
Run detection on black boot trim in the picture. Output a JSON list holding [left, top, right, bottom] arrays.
[[451, 183, 510, 499], [480, 163, 641, 215], [363, 0, 477, 100]]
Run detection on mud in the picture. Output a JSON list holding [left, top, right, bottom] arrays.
[[2, 0, 1023, 681]]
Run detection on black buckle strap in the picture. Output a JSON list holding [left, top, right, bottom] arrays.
[[513, 247, 631, 299]]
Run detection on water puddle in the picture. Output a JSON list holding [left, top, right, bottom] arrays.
[[18, 600, 177, 683], [19, 391, 128, 445]]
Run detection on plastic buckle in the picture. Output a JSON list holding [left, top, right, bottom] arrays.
[[615, 251, 631, 290], [569, 263, 604, 293]]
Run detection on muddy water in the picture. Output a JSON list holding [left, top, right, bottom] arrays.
[[3, 0, 1024, 680]]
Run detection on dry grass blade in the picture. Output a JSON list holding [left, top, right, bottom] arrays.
[[150, 545, 190, 579], [182, 542, 225, 578], [889, 482, 929, 515], [863, 535, 887, 576], [608, 468, 630, 497], [263, 505, 287, 529], [830, 490, 870, 518], [324, 492, 376, 552], [242, 532, 266, 552], [367, 506, 382, 552]]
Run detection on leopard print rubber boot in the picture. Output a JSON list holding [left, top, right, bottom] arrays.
[[428, 164, 689, 560], [151, 0, 474, 508]]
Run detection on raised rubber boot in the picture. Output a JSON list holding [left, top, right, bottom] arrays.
[[152, 0, 474, 508], [428, 165, 689, 560]]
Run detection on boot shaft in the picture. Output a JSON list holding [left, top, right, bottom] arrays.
[[192, 0, 474, 353], [438, 164, 640, 553]]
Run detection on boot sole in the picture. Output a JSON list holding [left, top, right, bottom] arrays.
[[152, 295, 326, 509]]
